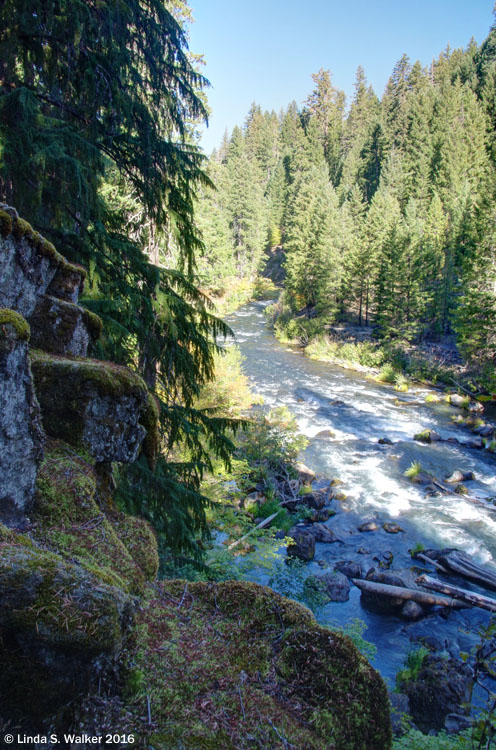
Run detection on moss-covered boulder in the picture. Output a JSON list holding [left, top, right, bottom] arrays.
[[0, 204, 85, 318], [30, 294, 102, 357], [125, 580, 391, 750], [30, 351, 150, 462], [32, 440, 158, 593], [0, 543, 135, 720], [0, 309, 44, 528]]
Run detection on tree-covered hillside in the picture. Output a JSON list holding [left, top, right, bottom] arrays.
[[195, 28, 496, 386]]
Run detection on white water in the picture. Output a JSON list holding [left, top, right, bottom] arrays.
[[225, 301, 496, 682]]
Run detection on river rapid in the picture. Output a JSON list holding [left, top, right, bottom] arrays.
[[224, 301, 496, 685]]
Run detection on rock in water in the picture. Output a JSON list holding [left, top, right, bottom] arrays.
[[305, 523, 340, 543], [287, 527, 315, 561], [334, 560, 362, 579], [403, 655, 472, 732], [358, 520, 379, 532], [401, 600, 423, 620], [383, 522, 404, 534]]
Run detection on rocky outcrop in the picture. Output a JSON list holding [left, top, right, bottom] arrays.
[[0, 309, 44, 528], [126, 580, 392, 750], [0, 204, 86, 318], [30, 294, 102, 357], [0, 536, 135, 720], [31, 351, 149, 463]]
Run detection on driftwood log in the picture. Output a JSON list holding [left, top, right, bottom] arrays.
[[438, 550, 496, 591], [417, 574, 496, 614], [352, 578, 467, 609], [227, 511, 280, 550]]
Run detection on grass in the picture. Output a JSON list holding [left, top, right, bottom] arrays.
[[404, 461, 423, 479]]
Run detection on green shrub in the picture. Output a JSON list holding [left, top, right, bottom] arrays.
[[396, 647, 429, 690], [377, 363, 397, 384]]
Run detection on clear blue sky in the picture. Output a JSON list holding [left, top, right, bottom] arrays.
[[188, 0, 495, 154]]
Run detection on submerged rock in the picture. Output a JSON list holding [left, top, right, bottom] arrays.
[[401, 600, 423, 620]]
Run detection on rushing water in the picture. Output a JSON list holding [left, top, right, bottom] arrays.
[[224, 301, 496, 684]]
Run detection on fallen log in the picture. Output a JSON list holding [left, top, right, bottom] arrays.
[[417, 574, 496, 614], [227, 511, 280, 550], [438, 550, 496, 591], [352, 578, 467, 609], [417, 552, 449, 573]]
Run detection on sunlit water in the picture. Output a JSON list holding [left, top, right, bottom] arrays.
[[225, 301, 496, 684]]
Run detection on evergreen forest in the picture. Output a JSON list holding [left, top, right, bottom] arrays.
[[195, 34, 496, 389]]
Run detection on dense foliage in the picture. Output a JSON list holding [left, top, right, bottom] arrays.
[[0, 0, 238, 556], [196, 27, 496, 386]]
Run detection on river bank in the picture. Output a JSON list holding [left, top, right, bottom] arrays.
[[264, 299, 496, 400]]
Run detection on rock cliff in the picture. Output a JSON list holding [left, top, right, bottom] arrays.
[[0, 207, 392, 749]]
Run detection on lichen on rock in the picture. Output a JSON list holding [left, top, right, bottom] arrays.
[[0, 309, 44, 528], [0, 205, 84, 318], [29, 294, 102, 357]]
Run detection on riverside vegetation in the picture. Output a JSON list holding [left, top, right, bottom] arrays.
[[1, 1, 496, 748]]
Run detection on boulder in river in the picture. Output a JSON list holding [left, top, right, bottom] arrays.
[[378, 437, 393, 445], [302, 491, 326, 510], [445, 470, 475, 483], [413, 429, 441, 443], [305, 572, 350, 603], [383, 522, 405, 534], [287, 527, 315, 561], [304, 523, 340, 544], [401, 600, 423, 620], [296, 462, 315, 483], [334, 560, 362, 579], [402, 654, 472, 732], [358, 520, 379, 532], [465, 436, 483, 449]]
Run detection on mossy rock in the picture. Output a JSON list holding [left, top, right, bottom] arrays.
[[30, 351, 152, 462], [0, 308, 30, 342], [0, 542, 134, 720], [126, 580, 391, 749], [32, 440, 158, 593]]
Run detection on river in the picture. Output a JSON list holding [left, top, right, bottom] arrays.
[[225, 300, 496, 685]]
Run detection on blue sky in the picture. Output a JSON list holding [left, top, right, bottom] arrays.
[[188, 0, 495, 154]]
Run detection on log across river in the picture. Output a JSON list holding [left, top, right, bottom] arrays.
[[225, 301, 496, 684]]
